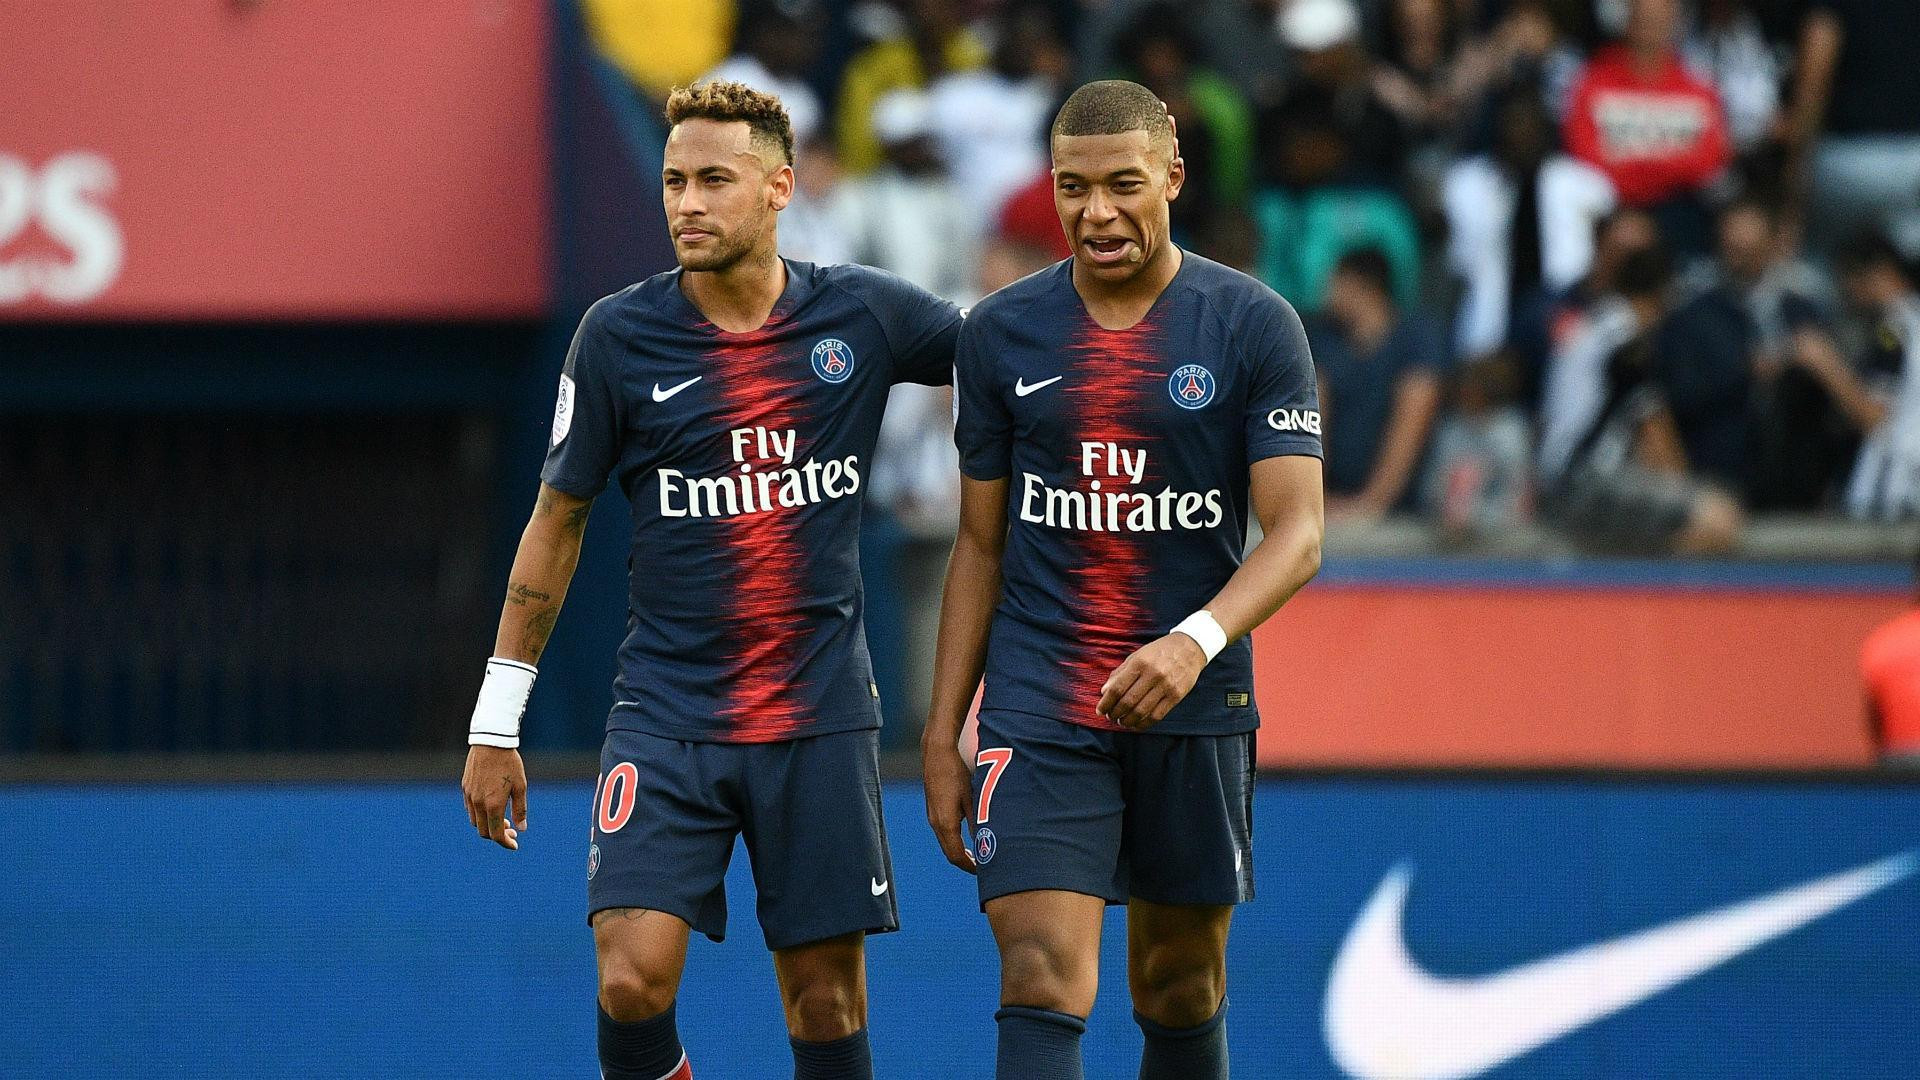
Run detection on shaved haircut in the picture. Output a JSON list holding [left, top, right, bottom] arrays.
[[1050, 80, 1175, 160], [665, 80, 795, 166]]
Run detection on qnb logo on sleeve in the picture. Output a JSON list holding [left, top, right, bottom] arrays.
[[1018, 441, 1223, 532], [1268, 408, 1321, 435], [658, 424, 861, 519]]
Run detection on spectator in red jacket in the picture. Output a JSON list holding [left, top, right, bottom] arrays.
[[1564, 0, 1729, 257]]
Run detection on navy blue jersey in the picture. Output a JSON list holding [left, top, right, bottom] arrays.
[[543, 260, 961, 743], [955, 253, 1320, 736]]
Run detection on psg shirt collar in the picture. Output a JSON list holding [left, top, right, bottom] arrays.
[[1066, 245, 1194, 329], [668, 257, 815, 335]]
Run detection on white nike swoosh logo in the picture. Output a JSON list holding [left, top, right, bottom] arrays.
[[652, 376, 701, 402], [1014, 375, 1062, 397], [1324, 851, 1917, 1080], [871, 877, 890, 896]]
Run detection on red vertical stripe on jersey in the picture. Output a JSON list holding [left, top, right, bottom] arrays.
[[706, 323, 815, 740], [1058, 317, 1163, 729]]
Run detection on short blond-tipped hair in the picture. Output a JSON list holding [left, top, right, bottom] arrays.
[[664, 80, 795, 165]]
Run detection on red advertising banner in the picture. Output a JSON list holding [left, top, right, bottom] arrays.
[[0, 3, 549, 320], [1252, 586, 1896, 769]]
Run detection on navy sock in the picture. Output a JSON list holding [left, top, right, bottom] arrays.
[[995, 1006, 1086, 1080], [598, 1001, 690, 1080], [1135, 999, 1228, 1080], [789, 1027, 873, 1080]]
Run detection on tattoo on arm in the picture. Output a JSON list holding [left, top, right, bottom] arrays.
[[522, 606, 561, 658], [506, 582, 553, 606], [533, 486, 593, 536], [563, 502, 592, 536], [508, 487, 587, 659]]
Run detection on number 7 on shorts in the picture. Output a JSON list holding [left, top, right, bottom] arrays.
[[975, 747, 1013, 823]]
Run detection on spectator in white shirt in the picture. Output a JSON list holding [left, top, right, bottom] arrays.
[[1837, 233, 1920, 519], [836, 89, 979, 306], [926, 0, 1071, 241], [1445, 87, 1615, 361]]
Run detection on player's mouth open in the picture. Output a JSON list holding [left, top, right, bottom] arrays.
[[1083, 237, 1134, 265]]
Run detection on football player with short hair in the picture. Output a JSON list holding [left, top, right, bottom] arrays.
[[461, 81, 961, 1080], [924, 79, 1325, 1080]]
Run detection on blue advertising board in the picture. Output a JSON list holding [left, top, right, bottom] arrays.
[[3, 778, 1915, 1078]]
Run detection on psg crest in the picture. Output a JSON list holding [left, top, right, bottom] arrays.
[[1168, 364, 1216, 409], [975, 827, 997, 865], [811, 338, 855, 384], [587, 843, 601, 880]]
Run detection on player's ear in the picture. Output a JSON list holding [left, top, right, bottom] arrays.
[[1160, 105, 1185, 203], [768, 161, 795, 212]]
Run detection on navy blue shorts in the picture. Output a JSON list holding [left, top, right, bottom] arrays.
[[970, 709, 1255, 908], [588, 727, 898, 951]]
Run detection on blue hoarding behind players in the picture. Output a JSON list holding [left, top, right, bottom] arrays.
[[11, 780, 1917, 1078]]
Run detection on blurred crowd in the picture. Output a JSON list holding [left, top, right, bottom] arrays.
[[589, 0, 1920, 554]]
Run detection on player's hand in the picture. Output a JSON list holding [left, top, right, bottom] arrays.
[[462, 745, 529, 851], [1098, 633, 1208, 730], [922, 744, 977, 874]]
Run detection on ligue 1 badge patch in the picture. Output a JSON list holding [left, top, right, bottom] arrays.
[[811, 338, 855, 384], [551, 373, 575, 446], [975, 827, 997, 865], [1168, 364, 1216, 409]]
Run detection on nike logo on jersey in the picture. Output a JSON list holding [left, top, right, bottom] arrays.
[[652, 376, 702, 402], [1323, 852, 1918, 1079], [871, 877, 890, 896], [1014, 375, 1063, 397]]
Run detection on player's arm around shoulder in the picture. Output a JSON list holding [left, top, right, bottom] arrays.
[[833, 262, 965, 386], [460, 481, 596, 851]]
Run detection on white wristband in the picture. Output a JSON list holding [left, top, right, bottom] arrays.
[[1171, 610, 1228, 664], [469, 657, 537, 748]]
